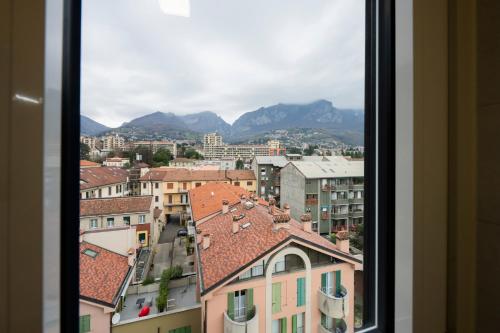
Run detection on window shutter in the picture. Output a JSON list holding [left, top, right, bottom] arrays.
[[272, 282, 281, 313], [297, 277, 305, 306], [292, 314, 297, 333], [281, 317, 287, 333], [227, 292, 235, 320], [246, 288, 254, 311], [79, 315, 90, 333], [321, 272, 327, 291], [335, 270, 342, 295]]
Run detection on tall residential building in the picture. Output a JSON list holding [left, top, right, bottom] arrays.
[[80, 135, 97, 149], [101, 134, 125, 151], [191, 190, 361, 333], [280, 157, 364, 234], [203, 134, 285, 161], [139, 168, 256, 223], [251, 155, 289, 201]]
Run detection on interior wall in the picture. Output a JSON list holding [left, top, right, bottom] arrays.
[[413, 0, 449, 332], [448, 0, 477, 332], [475, 0, 500, 331], [0, 0, 45, 332]]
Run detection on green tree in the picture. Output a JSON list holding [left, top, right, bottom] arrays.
[[287, 147, 302, 154], [80, 142, 90, 160], [236, 159, 244, 170], [184, 148, 203, 160], [152, 148, 172, 167]]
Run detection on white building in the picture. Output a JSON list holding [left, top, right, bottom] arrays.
[[103, 157, 130, 168]]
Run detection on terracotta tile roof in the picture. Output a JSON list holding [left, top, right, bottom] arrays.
[[139, 168, 256, 182], [80, 196, 153, 216], [189, 183, 267, 222], [80, 242, 131, 307], [196, 203, 360, 293], [80, 167, 129, 190], [80, 160, 100, 167]]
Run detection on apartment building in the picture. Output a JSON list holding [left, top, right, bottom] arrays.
[[103, 157, 130, 168], [80, 196, 160, 253], [102, 134, 125, 151], [280, 158, 364, 234], [80, 241, 134, 333], [80, 135, 98, 149], [139, 168, 256, 223], [192, 195, 361, 333], [203, 133, 285, 160], [170, 158, 197, 168], [251, 156, 289, 201], [127, 140, 177, 155], [80, 167, 130, 199]]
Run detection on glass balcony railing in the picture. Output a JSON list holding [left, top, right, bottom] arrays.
[[223, 305, 258, 333]]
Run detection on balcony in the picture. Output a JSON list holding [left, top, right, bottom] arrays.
[[305, 198, 318, 205], [349, 198, 363, 204], [331, 212, 349, 219], [321, 212, 330, 220], [321, 184, 332, 192], [273, 178, 281, 186], [350, 210, 364, 218], [318, 320, 347, 333], [331, 198, 349, 205], [331, 184, 349, 191], [224, 305, 259, 333], [350, 184, 364, 190], [318, 286, 349, 319]]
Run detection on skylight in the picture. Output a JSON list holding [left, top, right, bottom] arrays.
[[82, 249, 98, 258]]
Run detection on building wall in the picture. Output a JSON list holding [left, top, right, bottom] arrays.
[[82, 228, 136, 255], [80, 301, 111, 333], [112, 307, 201, 333], [203, 261, 355, 333], [80, 211, 153, 231], [280, 164, 306, 222], [80, 181, 128, 199]]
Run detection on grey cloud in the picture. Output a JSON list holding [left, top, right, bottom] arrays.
[[81, 0, 365, 127]]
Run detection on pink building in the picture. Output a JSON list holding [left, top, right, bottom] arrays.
[[79, 242, 134, 333], [192, 190, 361, 333]]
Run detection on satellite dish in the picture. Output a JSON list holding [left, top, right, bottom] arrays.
[[111, 313, 121, 325]]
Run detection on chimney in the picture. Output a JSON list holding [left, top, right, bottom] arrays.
[[300, 213, 312, 233], [240, 195, 247, 205], [203, 234, 211, 250], [127, 248, 136, 267], [268, 198, 276, 214], [283, 203, 290, 216], [222, 199, 229, 214], [272, 213, 291, 230], [336, 231, 350, 253], [232, 221, 239, 234]]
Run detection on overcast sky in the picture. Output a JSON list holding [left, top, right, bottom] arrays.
[[81, 0, 365, 127]]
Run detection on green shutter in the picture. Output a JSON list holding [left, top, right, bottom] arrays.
[[247, 288, 254, 310], [321, 272, 327, 291], [292, 314, 297, 333], [335, 270, 342, 294], [272, 282, 281, 313], [297, 277, 305, 306], [79, 315, 90, 333], [227, 292, 235, 320], [281, 317, 287, 333]]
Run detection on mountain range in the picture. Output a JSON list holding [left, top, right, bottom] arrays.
[[81, 100, 364, 145]]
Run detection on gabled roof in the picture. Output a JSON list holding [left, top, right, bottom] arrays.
[[80, 167, 128, 190], [189, 183, 267, 222], [80, 196, 152, 217], [80, 242, 132, 308], [80, 160, 100, 168], [139, 168, 256, 182], [196, 202, 361, 294], [285, 157, 364, 178], [253, 156, 289, 167]]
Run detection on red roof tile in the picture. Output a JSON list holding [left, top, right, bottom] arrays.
[[139, 168, 256, 182], [189, 183, 267, 221], [80, 242, 131, 306], [80, 167, 128, 190], [196, 203, 359, 293], [80, 160, 100, 167], [80, 196, 152, 216]]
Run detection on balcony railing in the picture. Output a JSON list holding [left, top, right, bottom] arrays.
[[331, 184, 349, 191], [349, 198, 364, 204], [331, 212, 349, 219], [350, 184, 364, 190], [350, 210, 364, 218], [321, 184, 332, 192], [224, 305, 258, 333], [318, 286, 349, 319], [318, 320, 347, 333], [331, 198, 349, 205], [305, 198, 318, 205]]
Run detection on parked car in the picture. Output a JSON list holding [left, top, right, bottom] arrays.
[[177, 228, 188, 237]]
